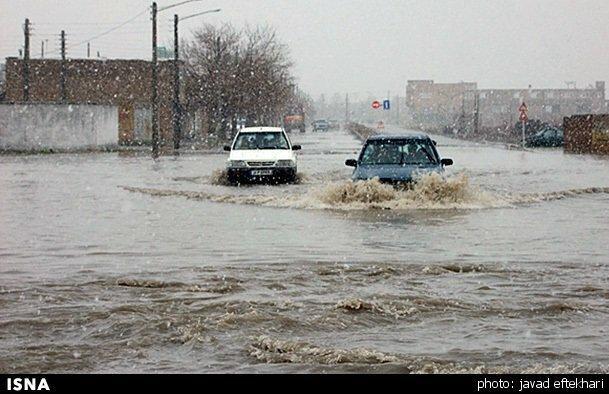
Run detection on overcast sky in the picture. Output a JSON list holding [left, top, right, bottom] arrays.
[[2, 0, 608, 99]]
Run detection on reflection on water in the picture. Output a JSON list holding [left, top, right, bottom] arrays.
[[1, 128, 609, 373]]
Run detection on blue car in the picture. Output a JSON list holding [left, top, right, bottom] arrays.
[[345, 133, 453, 183]]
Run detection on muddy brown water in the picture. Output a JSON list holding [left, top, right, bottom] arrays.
[[1, 128, 609, 373]]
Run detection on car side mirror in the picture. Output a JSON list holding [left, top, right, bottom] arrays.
[[441, 158, 453, 166], [292, 145, 301, 151], [345, 159, 358, 167], [432, 140, 437, 146], [223, 146, 231, 152]]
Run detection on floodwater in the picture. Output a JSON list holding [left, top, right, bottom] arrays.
[[1, 127, 609, 373]]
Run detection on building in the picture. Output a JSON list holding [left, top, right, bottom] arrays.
[[478, 82, 606, 130], [0, 63, 5, 101], [406, 80, 478, 130], [406, 80, 606, 132], [3, 57, 183, 144]]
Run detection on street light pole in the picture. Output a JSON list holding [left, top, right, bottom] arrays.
[[171, 8, 221, 152], [151, 2, 159, 158], [23, 18, 30, 102], [173, 14, 181, 151], [150, 1, 218, 157]]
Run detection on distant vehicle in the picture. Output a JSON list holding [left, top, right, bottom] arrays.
[[312, 119, 329, 132], [345, 133, 453, 183], [223, 127, 301, 184], [526, 127, 564, 147], [328, 119, 340, 130], [283, 114, 306, 133]]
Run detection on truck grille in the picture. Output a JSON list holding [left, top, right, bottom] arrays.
[[247, 161, 275, 167]]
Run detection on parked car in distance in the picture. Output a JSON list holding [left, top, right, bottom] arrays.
[[345, 133, 453, 183], [312, 119, 330, 132], [223, 127, 301, 184], [526, 127, 564, 147]]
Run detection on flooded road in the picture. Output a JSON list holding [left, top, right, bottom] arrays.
[[1, 127, 609, 373]]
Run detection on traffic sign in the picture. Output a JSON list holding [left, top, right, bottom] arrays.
[[383, 100, 390, 110], [519, 111, 528, 122], [519, 102, 528, 147], [371, 100, 381, 109], [519, 102, 528, 122], [519, 102, 528, 113]]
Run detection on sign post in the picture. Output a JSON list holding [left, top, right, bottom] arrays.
[[519, 102, 528, 147]]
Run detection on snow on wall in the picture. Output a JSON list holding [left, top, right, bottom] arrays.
[[0, 104, 118, 150]]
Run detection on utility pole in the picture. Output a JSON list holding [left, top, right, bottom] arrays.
[[60, 30, 66, 103], [23, 18, 30, 102], [87, 42, 90, 58], [386, 90, 390, 124], [460, 90, 466, 134], [40, 41, 44, 58], [345, 93, 349, 124], [396, 95, 400, 125], [173, 14, 181, 151], [473, 92, 479, 135], [151, 2, 159, 157]]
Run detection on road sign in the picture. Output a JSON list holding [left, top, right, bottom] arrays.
[[383, 100, 390, 110], [519, 102, 528, 147], [519, 111, 528, 122], [371, 100, 381, 109], [519, 102, 528, 122], [519, 102, 528, 113]]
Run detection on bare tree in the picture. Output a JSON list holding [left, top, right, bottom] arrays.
[[182, 23, 307, 140]]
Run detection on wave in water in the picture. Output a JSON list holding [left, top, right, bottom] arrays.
[[248, 336, 602, 373], [122, 173, 609, 211]]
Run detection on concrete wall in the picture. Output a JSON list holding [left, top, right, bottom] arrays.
[[0, 104, 118, 151], [133, 106, 152, 142], [4, 57, 180, 144]]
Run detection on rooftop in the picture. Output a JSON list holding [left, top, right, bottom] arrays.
[[367, 132, 430, 140], [240, 127, 284, 133]]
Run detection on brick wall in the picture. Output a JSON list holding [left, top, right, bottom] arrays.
[[4, 57, 178, 144]]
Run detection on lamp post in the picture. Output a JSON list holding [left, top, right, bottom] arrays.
[[172, 8, 221, 152], [151, 2, 159, 157], [150, 0, 207, 158]]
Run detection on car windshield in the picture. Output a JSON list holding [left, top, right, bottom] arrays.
[[360, 139, 437, 165], [233, 132, 289, 150]]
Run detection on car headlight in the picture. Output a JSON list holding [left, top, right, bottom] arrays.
[[276, 160, 296, 167], [228, 160, 247, 168]]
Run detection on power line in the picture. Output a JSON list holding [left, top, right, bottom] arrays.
[[45, 7, 149, 56]]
